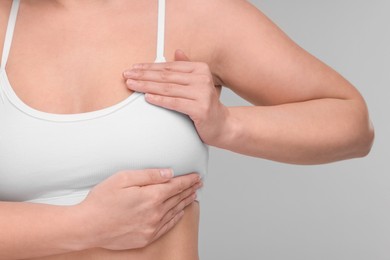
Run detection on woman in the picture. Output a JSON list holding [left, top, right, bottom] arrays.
[[0, 0, 374, 259]]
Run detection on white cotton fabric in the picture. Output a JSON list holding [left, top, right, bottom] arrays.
[[0, 0, 208, 205]]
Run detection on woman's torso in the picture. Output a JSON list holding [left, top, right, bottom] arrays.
[[32, 202, 201, 260], [0, 0, 221, 259]]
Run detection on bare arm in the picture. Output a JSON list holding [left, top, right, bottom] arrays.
[[0, 202, 88, 259], [0, 169, 201, 259], [207, 0, 374, 164]]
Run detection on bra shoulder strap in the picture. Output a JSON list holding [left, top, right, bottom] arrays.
[[155, 0, 166, 62], [1, 0, 20, 69]]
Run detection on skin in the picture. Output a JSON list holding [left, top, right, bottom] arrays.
[[0, 0, 205, 259], [0, 169, 202, 259], [122, 1, 374, 164], [0, 0, 374, 259]]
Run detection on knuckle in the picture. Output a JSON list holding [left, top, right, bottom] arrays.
[[136, 187, 148, 201], [134, 63, 145, 70], [139, 240, 148, 248], [203, 103, 212, 115], [162, 83, 173, 95], [149, 211, 161, 225], [160, 70, 170, 81], [164, 64, 173, 71], [169, 97, 180, 109], [147, 173, 158, 183], [180, 188, 190, 200], [204, 75, 212, 85], [177, 191, 186, 204], [158, 225, 168, 239], [178, 199, 187, 210], [116, 170, 129, 184], [184, 195, 194, 206], [183, 196, 192, 206], [186, 186, 195, 197], [169, 206, 177, 218], [173, 212, 182, 223], [200, 62, 210, 71], [172, 214, 180, 225], [174, 197, 184, 209], [140, 234, 152, 248], [189, 192, 197, 202], [177, 179, 186, 193], [132, 69, 143, 78], [164, 208, 174, 222], [165, 213, 175, 223], [190, 172, 200, 182], [150, 189, 163, 204], [198, 74, 211, 85], [144, 219, 158, 236]]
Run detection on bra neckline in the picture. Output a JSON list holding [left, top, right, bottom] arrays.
[[0, 67, 144, 122], [0, 0, 167, 122]]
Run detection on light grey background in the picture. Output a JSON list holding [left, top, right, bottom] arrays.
[[199, 1, 389, 260]]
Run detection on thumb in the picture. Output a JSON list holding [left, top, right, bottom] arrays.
[[117, 168, 174, 188], [174, 49, 191, 62]]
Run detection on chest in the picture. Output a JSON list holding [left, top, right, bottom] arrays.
[[2, 1, 216, 114], [0, 93, 209, 204]]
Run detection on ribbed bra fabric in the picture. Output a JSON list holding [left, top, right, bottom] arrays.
[[0, 0, 209, 205]]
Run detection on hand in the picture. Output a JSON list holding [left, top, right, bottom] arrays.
[[76, 168, 202, 250], [123, 49, 230, 146]]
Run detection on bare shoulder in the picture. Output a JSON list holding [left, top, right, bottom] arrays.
[[0, 0, 13, 62], [172, 0, 253, 87], [177, 0, 251, 19], [0, 0, 12, 24], [174, 0, 257, 40]]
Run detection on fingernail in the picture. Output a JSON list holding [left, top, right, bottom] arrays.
[[160, 168, 174, 178]]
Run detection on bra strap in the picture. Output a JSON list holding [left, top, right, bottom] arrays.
[[1, 0, 20, 69], [155, 0, 166, 62]]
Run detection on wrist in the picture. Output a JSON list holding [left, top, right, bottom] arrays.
[[213, 106, 242, 150], [63, 203, 98, 251]]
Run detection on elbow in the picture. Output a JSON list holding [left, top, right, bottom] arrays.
[[354, 119, 375, 158], [347, 99, 375, 159], [333, 97, 375, 161]]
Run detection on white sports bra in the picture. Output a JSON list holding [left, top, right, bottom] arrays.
[[0, 0, 208, 205]]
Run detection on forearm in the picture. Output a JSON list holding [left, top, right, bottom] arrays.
[[216, 98, 374, 164], [0, 201, 89, 260]]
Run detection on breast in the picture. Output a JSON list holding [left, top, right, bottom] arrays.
[[0, 93, 209, 205]]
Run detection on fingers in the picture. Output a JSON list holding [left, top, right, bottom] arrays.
[[158, 192, 197, 229], [150, 210, 185, 244], [144, 94, 200, 116], [161, 180, 202, 212], [145, 172, 201, 201], [152, 185, 201, 243], [126, 79, 195, 100], [124, 68, 191, 85], [114, 168, 174, 188], [150, 189, 199, 244], [128, 61, 196, 73]]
